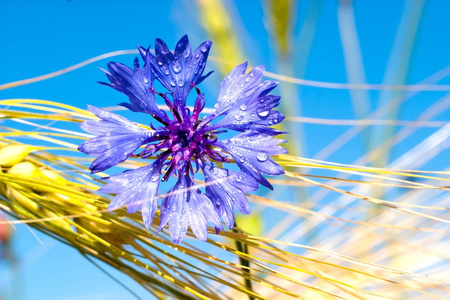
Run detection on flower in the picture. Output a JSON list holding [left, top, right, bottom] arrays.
[[78, 35, 287, 244]]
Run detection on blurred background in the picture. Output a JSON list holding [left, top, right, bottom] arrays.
[[1, 0, 450, 299]]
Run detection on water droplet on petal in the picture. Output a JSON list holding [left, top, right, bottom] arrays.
[[239, 157, 245, 163], [170, 80, 176, 87], [239, 104, 247, 111], [256, 153, 268, 162], [164, 69, 170, 75], [172, 61, 182, 74], [160, 47, 169, 55], [257, 109, 270, 118], [178, 80, 184, 87], [150, 174, 160, 182], [245, 77, 251, 83], [236, 175, 243, 182], [200, 42, 210, 52], [185, 50, 191, 59], [172, 205, 177, 212], [234, 114, 243, 121]]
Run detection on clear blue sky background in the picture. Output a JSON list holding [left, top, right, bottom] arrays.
[[1, 1, 450, 299]]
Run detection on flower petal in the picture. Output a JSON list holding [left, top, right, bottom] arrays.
[[158, 174, 221, 244], [188, 188, 222, 241], [78, 106, 157, 173], [200, 63, 278, 127], [149, 35, 213, 108], [100, 157, 166, 228], [99, 58, 167, 120], [214, 92, 285, 134], [203, 165, 257, 229], [215, 131, 287, 189]]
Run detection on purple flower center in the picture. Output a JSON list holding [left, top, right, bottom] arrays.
[[138, 86, 229, 182]]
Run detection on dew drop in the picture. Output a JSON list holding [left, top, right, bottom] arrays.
[[234, 114, 243, 121], [268, 119, 273, 125], [164, 69, 170, 75], [184, 48, 191, 58], [200, 42, 210, 52], [244, 77, 251, 83], [257, 109, 270, 118], [239, 157, 245, 163], [195, 53, 200, 59], [157, 60, 163, 66], [239, 104, 247, 111], [172, 205, 177, 212], [160, 47, 169, 55], [150, 174, 159, 182], [172, 61, 181, 74], [170, 80, 176, 87], [178, 80, 184, 87], [256, 153, 268, 162], [236, 175, 243, 182]]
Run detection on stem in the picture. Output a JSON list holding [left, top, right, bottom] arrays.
[[233, 220, 254, 300]]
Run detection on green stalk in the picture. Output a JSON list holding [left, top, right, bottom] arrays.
[[233, 220, 254, 300]]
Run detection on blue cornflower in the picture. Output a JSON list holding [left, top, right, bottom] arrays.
[[78, 35, 287, 244]]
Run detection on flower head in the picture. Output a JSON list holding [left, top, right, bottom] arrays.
[[78, 35, 287, 244]]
